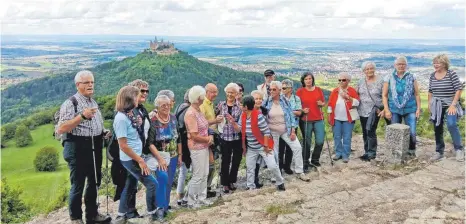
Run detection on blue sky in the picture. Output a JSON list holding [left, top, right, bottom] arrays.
[[1, 0, 465, 39]]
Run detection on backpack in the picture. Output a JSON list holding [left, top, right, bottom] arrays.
[[53, 96, 78, 141]]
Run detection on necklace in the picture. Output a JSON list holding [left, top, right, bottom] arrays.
[[157, 113, 170, 124]]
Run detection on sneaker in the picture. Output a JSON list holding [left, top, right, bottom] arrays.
[[86, 213, 111, 223], [70, 219, 85, 224], [430, 152, 444, 161], [276, 183, 286, 191], [310, 161, 321, 167], [283, 168, 294, 175], [151, 208, 164, 222], [126, 210, 143, 219], [229, 183, 237, 191], [297, 173, 310, 182], [199, 199, 213, 206], [271, 177, 276, 183], [333, 155, 342, 161], [254, 182, 264, 189], [178, 199, 188, 207], [342, 158, 349, 163], [207, 191, 217, 198], [456, 150, 465, 162], [223, 186, 230, 194], [111, 216, 126, 224], [359, 154, 370, 162]]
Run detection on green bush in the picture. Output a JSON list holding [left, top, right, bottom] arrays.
[[15, 125, 33, 147], [34, 146, 59, 172], [1, 178, 31, 223]]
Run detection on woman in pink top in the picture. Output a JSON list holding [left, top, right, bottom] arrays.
[[184, 85, 215, 208]]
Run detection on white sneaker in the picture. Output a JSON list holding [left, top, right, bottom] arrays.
[[456, 150, 464, 162], [198, 199, 213, 206], [270, 177, 276, 183], [430, 152, 444, 161]]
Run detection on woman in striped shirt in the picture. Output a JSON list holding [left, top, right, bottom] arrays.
[[428, 54, 464, 162]]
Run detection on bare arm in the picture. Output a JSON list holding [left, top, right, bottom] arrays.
[[452, 90, 463, 106], [189, 132, 211, 144], [428, 92, 432, 112], [57, 115, 82, 134], [414, 80, 421, 117], [382, 82, 389, 112]]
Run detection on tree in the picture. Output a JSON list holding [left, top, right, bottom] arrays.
[[34, 146, 59, 172], [1, 123, 17, 141], [15, 125, 33, 147], [1, 178, 30, 223]]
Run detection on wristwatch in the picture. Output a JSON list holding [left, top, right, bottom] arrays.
[[80, 113, 87, 120]]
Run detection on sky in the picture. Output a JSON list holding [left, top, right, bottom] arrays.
[[1, 0, 465, 39]]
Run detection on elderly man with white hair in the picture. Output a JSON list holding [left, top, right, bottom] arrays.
[[262, 81, 310, 182], [382, 56, 421, 159], [327, 72, 360, 163], [57, 70, 111, 224], [184, 85, 215, 208]]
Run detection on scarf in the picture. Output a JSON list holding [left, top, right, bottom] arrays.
[[390, 70, 415, 109]]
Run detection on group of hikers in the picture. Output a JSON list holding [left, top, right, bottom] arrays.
[[55, 54, 464, 224]]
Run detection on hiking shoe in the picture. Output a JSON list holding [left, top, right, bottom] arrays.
[[310, 161, 321, 167], [86, 213, 111, 223], [297, 173, 310, 182], [199, 199, 213, 206], [111, 216, 126, 224], [283, 168, 294, 175], [255, 182, 263, 189], [359, 154, 370, 162], [332, 155, 342, 161], [430, 152, 444, 162], [277, 183, 286, 191], [151, 208, 164, 222], [229, 183, 237, 191], [270, 177, 276, 183], [207, 191, 217, 198], [70, 219, 84, 224], [126, 210, 143, 219], [456, 150, 465, 162], [342, 158, 349, 163]]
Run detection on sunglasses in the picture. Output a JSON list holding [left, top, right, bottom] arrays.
[[140, 89, 150, 94], [282, 87, 290, 90], [338, 79, 347, 82]]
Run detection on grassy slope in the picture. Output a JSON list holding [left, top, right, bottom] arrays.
[[1, 124, 69, 214]]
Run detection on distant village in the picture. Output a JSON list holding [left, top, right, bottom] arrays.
[[146, 36, 178, 55]]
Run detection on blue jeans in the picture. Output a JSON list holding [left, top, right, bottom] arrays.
[[156, 156, 178, 210], [434, 108, 464, 154], [119, 160, 158, 215], [391, 112, 417, 153], [333, 120, 354, 159], [299, 120, 325, 166]]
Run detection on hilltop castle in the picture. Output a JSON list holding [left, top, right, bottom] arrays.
[[149, 36, 175, 51]]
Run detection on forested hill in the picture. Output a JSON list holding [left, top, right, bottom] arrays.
[[1, 51, 265, 124]]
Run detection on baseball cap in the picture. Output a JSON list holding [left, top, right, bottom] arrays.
[[264, 69, 275, 77]]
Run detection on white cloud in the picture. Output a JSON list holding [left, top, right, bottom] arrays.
[[0, 0, 464, 39]]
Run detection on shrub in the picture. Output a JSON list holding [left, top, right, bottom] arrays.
[[34, 146, 59, 172], [1, 178, 31, 223], [15, 125, 33, 147]]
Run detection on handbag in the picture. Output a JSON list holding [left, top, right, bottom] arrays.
[[143, 151, 171, 171], [349, 107, 360, 121]]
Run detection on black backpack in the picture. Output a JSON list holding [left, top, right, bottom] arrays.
[[53, 96, 78, 140]]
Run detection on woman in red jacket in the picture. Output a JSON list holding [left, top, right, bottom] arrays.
[[327, 73, 360, 163]]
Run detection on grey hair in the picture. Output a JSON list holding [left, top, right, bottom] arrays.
[[183, 88, 190, 103], [394, 56, 408, 65], [270, 81, 282, 89], [281, 79, 293, 88], [224, 82, 240, 93], [339, 72, 352, 81], [154, 95, 171, 108], [250, 90, 264, 98], [361, 61, 377, 71], [188, 85, 206, 104], [74, 70, 94, 84], [128, 79, 149, 88], [157, 90, 175, 100]]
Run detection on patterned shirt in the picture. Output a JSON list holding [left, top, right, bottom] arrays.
[[263, 94, 297, 135], [384, 71, 418, 115], [238, 113, 270, 150], [285, 94, 302, 122], [58, 92, 104, 136], [147, 114, 179, 157], [185, 107, 210, 150], [200, 97, 217, 131], [429, 70, 463, 107], [356, 76, 384, 117], [216, 101, 242, 141]]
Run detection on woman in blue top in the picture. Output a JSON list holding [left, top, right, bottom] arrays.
[[382, 56, 421, 159], [113, 86, 160, 223]]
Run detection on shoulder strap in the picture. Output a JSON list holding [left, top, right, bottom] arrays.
[[69, 96, 78, 113], [364, 79, 377, 105]]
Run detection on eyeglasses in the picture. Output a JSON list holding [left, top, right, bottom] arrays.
[[160, 104, 170, 108], [270, 88, 278, 91], [140, 89, 150, 94], [282, 87, 290, 90], [338, 79, 347, 82], [78, 81, 94, 85]]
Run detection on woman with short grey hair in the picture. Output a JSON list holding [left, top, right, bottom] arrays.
[[184, 85, 213, 207], [356, 62, 385, 161], [158, 90, 176, 109], [382, 56, 421, 159]]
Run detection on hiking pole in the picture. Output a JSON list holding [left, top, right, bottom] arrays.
[[320, 108, 334, 167], [90, 125, 100, 208], [303, 114, 309, 169], [104, 133, 109, 216]]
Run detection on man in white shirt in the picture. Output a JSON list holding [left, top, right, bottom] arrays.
[[257, 69, 276, 100]]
